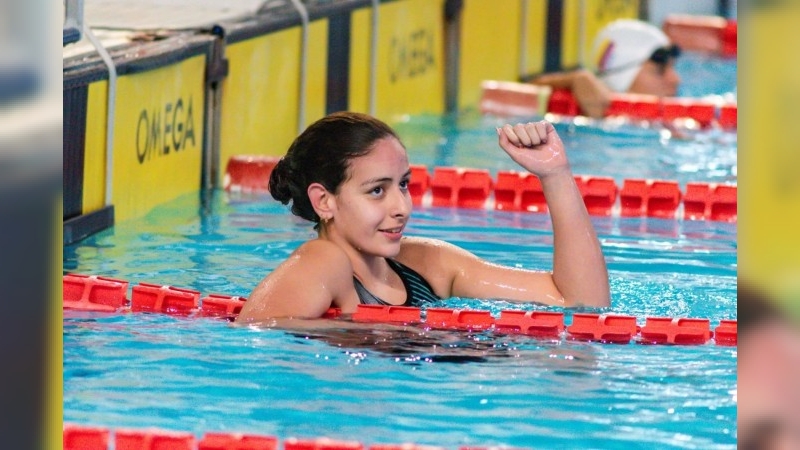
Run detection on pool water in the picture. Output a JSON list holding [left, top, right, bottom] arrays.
[[63, 50, 737, 448], [64, 190, 736, 448]]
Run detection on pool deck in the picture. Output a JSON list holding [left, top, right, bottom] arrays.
[[82, 0, 269, 30]]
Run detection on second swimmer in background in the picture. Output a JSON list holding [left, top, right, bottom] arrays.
[[237, 111, 610, 322]]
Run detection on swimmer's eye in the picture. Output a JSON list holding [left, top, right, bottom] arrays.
[[399, 178, 410, 191], [370, 186, 384, 196]]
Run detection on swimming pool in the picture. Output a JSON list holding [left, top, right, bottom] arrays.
[[64, 103, 737, 447]]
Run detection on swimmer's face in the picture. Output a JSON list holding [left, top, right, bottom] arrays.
[[628, 59, 681, 97], [328, 137, 412, 258]]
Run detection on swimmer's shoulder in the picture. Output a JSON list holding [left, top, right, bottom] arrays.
[[292, 239, 354, 277], [241, 239, 356, 321], [399, 235, 470, 259], [397, 236, 471, 289]]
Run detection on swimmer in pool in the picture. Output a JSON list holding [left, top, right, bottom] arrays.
[[236, 111, 610, 322], [532, 19, 682, 118]]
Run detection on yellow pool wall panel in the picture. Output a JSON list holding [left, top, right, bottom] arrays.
[[350, 0, 446, 121], [520, 0, 548, 78], [220, 21, 328, 173], [82, 80, 109, 215], [111, 54, 206, 222], [459, 0, 523, 111]]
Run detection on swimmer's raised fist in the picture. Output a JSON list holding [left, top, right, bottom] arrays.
[[496, 121, 571, 178]]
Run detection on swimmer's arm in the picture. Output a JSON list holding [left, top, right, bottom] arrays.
[[399, 237, 565, 306], [540, 169, 610, 307], [532, 69, 611, 119], [236, 240, 354, 322], [497, 122, 610, 307]]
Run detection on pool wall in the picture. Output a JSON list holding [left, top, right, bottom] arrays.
[[63, 0, 643, 244]]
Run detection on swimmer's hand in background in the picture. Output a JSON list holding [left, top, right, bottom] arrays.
[[497, 121, 571, 179]]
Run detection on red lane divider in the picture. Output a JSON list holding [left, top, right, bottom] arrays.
[[719, 103, 737, 129], [566, 314, 639, 344], [494, 311, 564, 337], [63, 275, 737, 346], [547, 88, 581, 116], [199, 294, 248, 319], [352, 304, 422, 324], [65, 425, 472, 450], [620, 179, 682, 219], [662, 97, 716, 128], [683, 182, 737, 222], [713, 320, 738, 346], [425, 308, 495, 331], [63, 274, 129, 312], [480, 80, 551, 117], [494, 170, 546, 213], [639, 317, 711, 345], [199, 432, 278, 450], [606, 93, 661, 121], [663, 15, 737, 58], [224, 155, 280, 193], [482, 82, 738, 129], [408, 165, 430, 206], [224, 159, 737, 222], [430, 167, 493, 208], [285, 437, 363, 450], [115, 428, 196, 450], [575, 175, 618, 216], [64, 425, 110, 450], [131, 283, 201, 316]]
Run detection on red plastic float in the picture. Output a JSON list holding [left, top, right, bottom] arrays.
[[566, 314, 639, 343], [224, 155, 280, 193], [619, 179, 682, 218], [639, 317, 711, 345], [683, 182, 737, 222], [494, 310, 564, 337], [546, 88, 580, 116], [115, 428, 196, 450], [479, 80, 550, 117], [662, 97, 716, 127], [713, 319, 738, 346], [198, 432, 278, 450], [424, 308, 495, 331], [606, 93, 661, 121], [430, 167, 493, 208], [64, 425, 110, 450], [199, 294, 248, 319], [63, 274, 129, 312], [130, 283, 201, 316], [284, 437, 363, 450], [352, 304, 422, 324], [574, 175, 618, 216], [493, 170, 547, 213], [663, 15, 737, 57], [408, 164, 430, 206]]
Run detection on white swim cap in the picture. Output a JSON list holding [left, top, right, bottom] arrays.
[[592, 19, 670, 92]]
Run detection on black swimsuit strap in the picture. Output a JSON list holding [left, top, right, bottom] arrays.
[[353, 259, 439, 306]]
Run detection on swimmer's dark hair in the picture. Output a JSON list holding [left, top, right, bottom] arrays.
[[269, 111, 401, 228]]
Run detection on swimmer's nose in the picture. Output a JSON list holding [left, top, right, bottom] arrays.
[[390, 185, 412, 218]]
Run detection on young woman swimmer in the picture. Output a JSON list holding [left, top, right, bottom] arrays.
[[236, 112, 610, 322]]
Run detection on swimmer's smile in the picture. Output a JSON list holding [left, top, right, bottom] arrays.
[[380, 226, 404, 240]]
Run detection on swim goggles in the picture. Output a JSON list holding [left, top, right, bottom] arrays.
[[597, 45, 681, 76]]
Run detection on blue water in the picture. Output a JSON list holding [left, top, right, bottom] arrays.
[[64, 189, 737, 449], [63, 52, 737, 448]]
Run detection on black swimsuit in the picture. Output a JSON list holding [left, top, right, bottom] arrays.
[[353, 259, 440, 307]]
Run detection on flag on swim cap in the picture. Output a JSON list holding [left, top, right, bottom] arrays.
[[592, 19, 670, 92]]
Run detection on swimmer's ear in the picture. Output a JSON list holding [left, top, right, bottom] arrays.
[[308, 182, 335, 218]]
